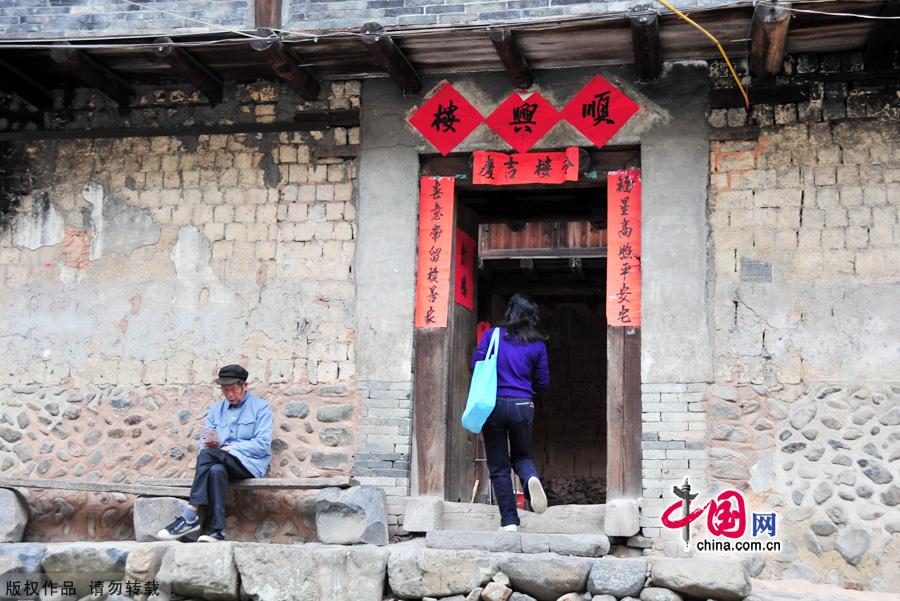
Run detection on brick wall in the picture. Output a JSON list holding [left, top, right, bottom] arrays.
[[693, 54, 899, 591], [0, 80, 364, 542], [0, 1, 250, 38], [0, 0, 738, 38]]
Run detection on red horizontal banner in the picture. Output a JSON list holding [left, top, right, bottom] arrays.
[[472, 147, 579, 185]]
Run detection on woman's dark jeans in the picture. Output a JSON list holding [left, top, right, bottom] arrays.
[[483, 396, 539, 527]]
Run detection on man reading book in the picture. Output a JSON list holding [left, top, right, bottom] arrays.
[[155, 364, 273, 542]]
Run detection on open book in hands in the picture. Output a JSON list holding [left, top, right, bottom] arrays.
[[199, 425, 220, 444]]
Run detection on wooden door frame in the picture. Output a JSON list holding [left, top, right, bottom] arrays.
[[413, 149, 642, 501]]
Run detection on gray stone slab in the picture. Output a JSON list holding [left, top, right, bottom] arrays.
[[520, 534, 610, 557], [426, 530, 521, 553], [402, 496, 443, 533], [500, 553, 593, 601], [440, 502, 606, 534], [387, 547, 500, 598]]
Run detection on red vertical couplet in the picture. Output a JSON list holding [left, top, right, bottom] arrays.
[[454, 229, 476, 311], [415, 176, 456, 328], [606, 170, 642, 326]]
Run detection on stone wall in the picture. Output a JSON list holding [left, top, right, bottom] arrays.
[[0, 80, 363, 542], [694, 54, 899, 591]]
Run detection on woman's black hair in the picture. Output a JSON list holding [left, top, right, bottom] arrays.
[[499, 293, 548, 342]]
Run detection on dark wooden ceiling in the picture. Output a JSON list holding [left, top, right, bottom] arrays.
[[0, 1, 888, 94]]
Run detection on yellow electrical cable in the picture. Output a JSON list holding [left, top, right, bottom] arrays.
[[654, 0, 751, 111]]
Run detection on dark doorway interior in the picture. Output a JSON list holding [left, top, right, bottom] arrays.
[[465, 185, 608, 506]]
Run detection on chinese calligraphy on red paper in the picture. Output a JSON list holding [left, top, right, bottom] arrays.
[[472, 148, 579, 185], [606, 170, 641, 326], [415, 177, 455, 328]]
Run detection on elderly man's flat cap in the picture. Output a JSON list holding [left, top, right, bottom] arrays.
[[215, 364, 249, 385]]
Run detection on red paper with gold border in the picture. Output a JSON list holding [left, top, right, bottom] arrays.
[[606, 170, 641, 326], [454, 229, 476, 310], [472, 147, 579, 185], [409, 83, 484, 156], [562, 75, 639, 149], [415, 177, 456, 328]]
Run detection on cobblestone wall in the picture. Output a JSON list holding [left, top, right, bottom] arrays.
[[693, 54, 900, 591], [0, 80, 363, 542]]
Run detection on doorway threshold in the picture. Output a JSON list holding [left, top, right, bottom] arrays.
[[403, 498, 606, 534]]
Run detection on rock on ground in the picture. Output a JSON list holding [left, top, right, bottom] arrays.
[[500, 554, 593, 601], [0, 490, 28, 543], [41, 542, 135, 598], [387, 547, 498, 599], [234, 542, 387, 601], [587, 558, 648, 599], [639, 587, 683, 601], [132, 497, 191, 543], [0, 543, 46, 599], [650, 558, 750, 601], [315, 486, 389, 546], [156, 541, 239, 601]]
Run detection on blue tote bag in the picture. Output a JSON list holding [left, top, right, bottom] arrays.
[[462, 327, 500, 434]]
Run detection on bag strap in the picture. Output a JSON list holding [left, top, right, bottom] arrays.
[[485, 327, 500, 360]]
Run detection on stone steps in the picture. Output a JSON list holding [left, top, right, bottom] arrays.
[[403, 498, 609, 534], [425, 530, 611, 557]]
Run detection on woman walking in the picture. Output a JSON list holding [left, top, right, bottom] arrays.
[[471, 293, 550, 531]]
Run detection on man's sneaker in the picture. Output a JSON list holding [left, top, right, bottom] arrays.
[[155, 516, 200, 541], [198, 530, 226, 542], [499, 524, 518, 532], [528, 476, 547, 514]]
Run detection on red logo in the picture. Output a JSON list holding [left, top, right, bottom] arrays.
[[409, 83, 483, 156], [485, 91, 560, 153], [561, 75, 639, 149], [662, 488, 747, 540]]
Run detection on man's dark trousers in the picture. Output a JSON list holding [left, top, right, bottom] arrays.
[[189, 447, 253, 531]]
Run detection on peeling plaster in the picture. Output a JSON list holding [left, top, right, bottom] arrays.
[[170, 225, 238, 310], [83, 182, 161, 260], [12, 192, 65, 250]]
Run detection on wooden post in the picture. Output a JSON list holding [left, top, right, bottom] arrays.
[[255, 0, 283, 29], [49, 43, 135, 107], [488, 28, 533, 89], [748, 1, 791, 79], [414, 328, 451, 495], [251, 37, 320, 100], [361, 22, 422, 95], [606, 326, 641, 500], [154, 38, 224, 105], [629, 11, 661, 82]]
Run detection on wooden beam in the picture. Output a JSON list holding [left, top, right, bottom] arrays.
[[250, 37, 320, 101], [488, 28, 533, 89], [0, 109, 359, 142], [865, 0, 900, 70], [748, 1, 791, 79], [360, 22, 422, 95], [139, 476, 352, 489], [0, 59, 54, 110], [255, 0, 283, 29], [629, 11, 662, 82], [154, 38, 224, 105], [49, 43, 135, 107]]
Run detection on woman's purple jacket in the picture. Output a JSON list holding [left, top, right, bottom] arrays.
[[470, 327, 550, 399]]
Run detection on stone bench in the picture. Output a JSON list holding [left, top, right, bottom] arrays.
[[0, 476, 393, 546], [0, 475, 357, 543]]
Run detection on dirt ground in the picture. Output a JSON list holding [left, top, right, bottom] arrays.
[[750, 578, 900, 601]]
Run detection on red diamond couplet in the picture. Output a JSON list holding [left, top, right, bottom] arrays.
[[561, 75, 640, 149], [409, 83, 483, 156], [485, 91, 560, 153]]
